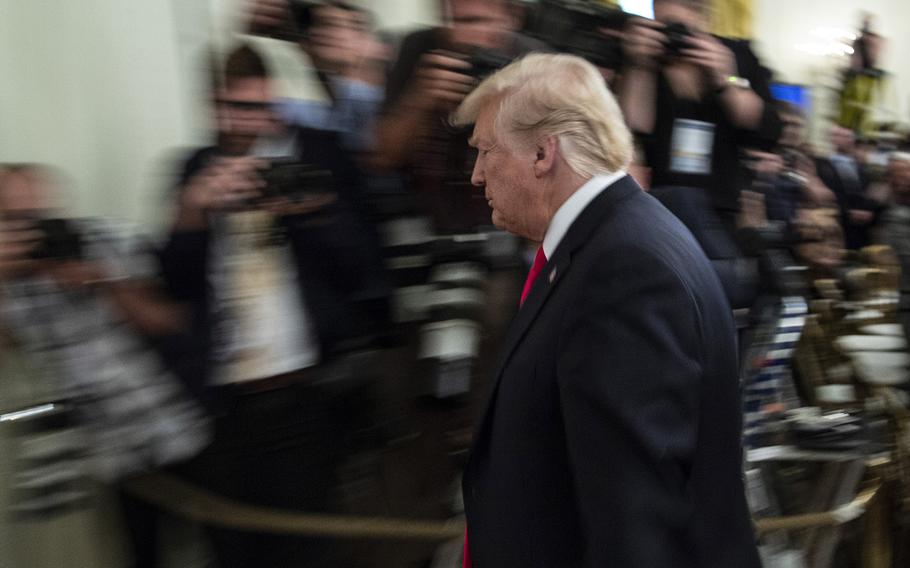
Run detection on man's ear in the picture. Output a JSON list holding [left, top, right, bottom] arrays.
[[533, 135, 559, 178]]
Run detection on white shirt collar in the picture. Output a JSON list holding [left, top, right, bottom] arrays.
[[541, 171, 626, 259]]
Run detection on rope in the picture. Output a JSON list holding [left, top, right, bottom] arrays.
[[124, 472, 464, 541], [126, 472, 882, 540], [753, 483, 881, 535]]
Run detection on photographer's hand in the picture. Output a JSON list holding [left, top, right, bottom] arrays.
[[372, 52, 474, 170], [795, 153, 837, 206], [617, 18, 666, 134], [45, 258, 188, 334], [680, 34, 737, 89], [747, 150, 784, 178], [412, 52, 475, 112], [622, 18, 666, 70], [175, 157, 264, 230], [681, 34, 764, 130]]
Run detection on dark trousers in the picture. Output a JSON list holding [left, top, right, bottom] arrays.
[[121, 374, 363, 568], [202, 379, 352, 568], [120, 488, 161, 568]]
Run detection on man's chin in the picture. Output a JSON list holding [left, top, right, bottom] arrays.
[[491, 212, 520, 238], [491, 211, 506, 231]]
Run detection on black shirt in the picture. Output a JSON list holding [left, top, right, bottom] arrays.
[[642, 38, 781, 215]]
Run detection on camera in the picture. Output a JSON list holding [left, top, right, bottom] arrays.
[[524, 0, 630, 71], [782, 148, 800, 170], [429, 48, 510, 83], [258, 158, 334, 202], [418, 235, 489, 400], [664, 21, 693, 57], [465, 48, 512, 81], [30, 218, 84, 261]]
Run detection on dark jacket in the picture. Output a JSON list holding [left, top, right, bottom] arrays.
[[158, 128, 391, 402], [815, 155, 873, 249], [463, 176, 759, 567]]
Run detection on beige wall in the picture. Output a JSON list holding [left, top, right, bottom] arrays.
[[752, 0, 908, 142], [0, 0, 201, 227]]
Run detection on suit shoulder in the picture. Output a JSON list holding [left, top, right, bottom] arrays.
[[598, 190, 704, 256], [587, 191, 729, 306]]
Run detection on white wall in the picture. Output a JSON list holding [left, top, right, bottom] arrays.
[[752, 0, 910, 141], [0, 0, 438, 228], [0, 0, 204, 226]]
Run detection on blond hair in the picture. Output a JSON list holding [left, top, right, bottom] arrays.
[[452, 53, 633, 177]]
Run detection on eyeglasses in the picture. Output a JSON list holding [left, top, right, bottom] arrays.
[[218, 100, 271, 112]]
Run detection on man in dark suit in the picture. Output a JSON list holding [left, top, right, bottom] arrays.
[[815, 125, 874, 249], [452, 53, 760, 567]]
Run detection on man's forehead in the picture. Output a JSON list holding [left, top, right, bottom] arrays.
[[317, 7, 362, 27], [450, 0, 507, 18], [469, 100, 501, 144]]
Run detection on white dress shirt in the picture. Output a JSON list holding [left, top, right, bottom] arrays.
[[209, 217, 320, 385], [542, 171, 628, 259]]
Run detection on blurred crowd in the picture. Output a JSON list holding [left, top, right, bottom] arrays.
[[2, 0, 910, 566]]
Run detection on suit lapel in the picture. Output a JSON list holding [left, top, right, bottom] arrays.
[[466, 176, 641, 468], [491, 251, 569, 383]]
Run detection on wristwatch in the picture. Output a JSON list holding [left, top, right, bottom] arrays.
[[716, 75, 751, 93]]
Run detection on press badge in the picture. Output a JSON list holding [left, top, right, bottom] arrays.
[[669, 119, 715, 175]]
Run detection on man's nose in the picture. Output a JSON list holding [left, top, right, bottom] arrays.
[[470, 158, 484, 188]]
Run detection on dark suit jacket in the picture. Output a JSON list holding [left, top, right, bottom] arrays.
[[158, 129, 391, 404], [463, 176, 760, 567], [815, 156, 868, 206], [815, 156, 872, 249]]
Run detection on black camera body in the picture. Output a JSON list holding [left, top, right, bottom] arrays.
[[525, 0, 630, 71], [30, 218, 84, 261], [466, 48, 512, 81], [259, 158, 334, 203], [664, 21, 693, 57], [429, 48, 509, 83], [781, 148, 800, 170]]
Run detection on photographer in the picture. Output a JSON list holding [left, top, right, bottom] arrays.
[[248, 0, 389, 154], [373, 0, 546, 231], [618, 0, 781, 232], [159, 44, 390, 568], [745, 105, 835, 227], [0, 164, 210, 518], [816, 125, 878, 249], [875, 152, 910, 340]]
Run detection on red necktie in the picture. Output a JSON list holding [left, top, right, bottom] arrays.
[[520, 247, 548, 306]]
